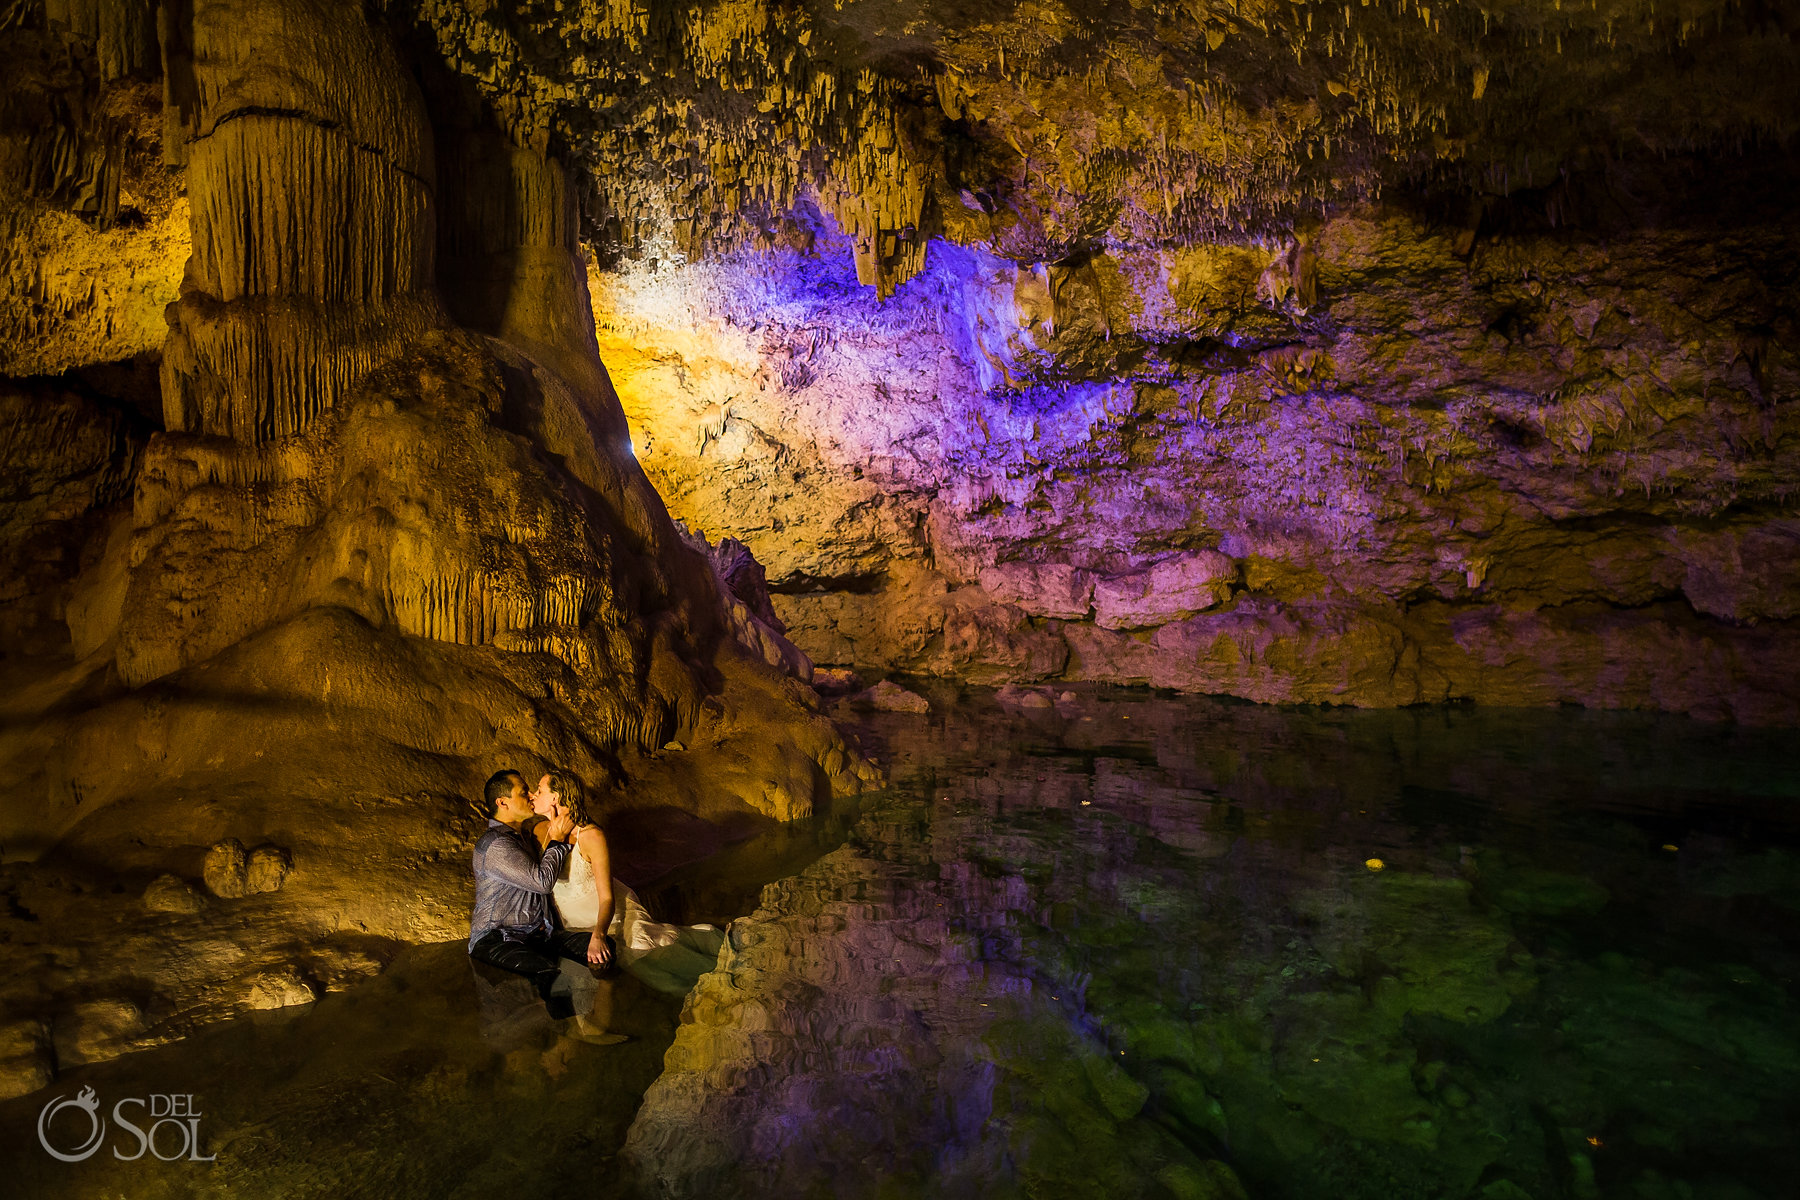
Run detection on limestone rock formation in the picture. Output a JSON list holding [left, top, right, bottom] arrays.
[[51, 997, 152, 1067], [0, 0, 878, 1071], [0, 0, 183, 376], [0, 1018, 53, 1102], [0, 379, 149, 657], [141, 871, 205, 912], [851, 679, 930, 714], [244, 967, 315, 1010], [1, 0, 1795, 1101], [201, 838, 248, 898], [357, 0, 1800, 722], [246, 843, 292, 893], [408, 0, 1800, 299], [594, 205, 1800, 722]]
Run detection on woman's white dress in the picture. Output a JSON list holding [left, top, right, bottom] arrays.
[[552, 837, 725, 995]]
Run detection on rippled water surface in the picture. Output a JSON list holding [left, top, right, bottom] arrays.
[[6, 688, 1798, 1200]]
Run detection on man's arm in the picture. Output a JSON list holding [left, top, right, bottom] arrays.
[[480, 833, 571, 895]]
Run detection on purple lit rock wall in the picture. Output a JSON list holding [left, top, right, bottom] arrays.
[[593, 203, 1800, 722]]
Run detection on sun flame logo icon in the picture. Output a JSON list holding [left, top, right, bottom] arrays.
[[37, 1084, 107, 1162]]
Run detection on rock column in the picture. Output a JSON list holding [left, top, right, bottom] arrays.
[[159, 0, 442, 443]]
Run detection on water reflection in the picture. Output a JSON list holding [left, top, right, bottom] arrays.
[[0, 804, 862, 1198], [2, 941, 680, 1198], [5, 690, 1796, 1199], [628, 688, 1800, 1200]]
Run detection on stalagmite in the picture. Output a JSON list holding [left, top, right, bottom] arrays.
[[0, 0, 880, 1052]]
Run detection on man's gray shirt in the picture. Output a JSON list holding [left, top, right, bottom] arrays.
[[468, 819, 572, 950]]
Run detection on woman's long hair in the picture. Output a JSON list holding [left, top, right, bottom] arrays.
[[544, 767, 592, 827]]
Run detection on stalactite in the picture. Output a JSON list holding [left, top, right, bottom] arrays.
[[380, 563, 602, 650], [152, 0, 443, 447], [184, 117, 432, 305], [161, 292, 443, 443]]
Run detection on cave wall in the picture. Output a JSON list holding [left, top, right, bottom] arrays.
[[0, 0, 185, 378], [592, 200, 1800, 723], [4, 0, 1793, 736], [0, 0, 879, 1072], [0, 0, 899, 835], [0, 0, 865, 838], [377, 0, 1798, 724]]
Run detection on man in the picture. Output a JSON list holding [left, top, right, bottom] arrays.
[[468, 768, 594, 1010]]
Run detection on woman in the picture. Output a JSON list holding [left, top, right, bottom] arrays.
[[529, 769, 726, 996]]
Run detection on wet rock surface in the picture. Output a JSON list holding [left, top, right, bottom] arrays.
[[0, 941, 684, 1197], [0, 807, 865, 1197]]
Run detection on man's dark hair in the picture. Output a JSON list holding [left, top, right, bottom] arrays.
[[483, 770, 523, 816]]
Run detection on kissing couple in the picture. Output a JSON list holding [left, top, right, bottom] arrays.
[[466, 767, 724, 1015]]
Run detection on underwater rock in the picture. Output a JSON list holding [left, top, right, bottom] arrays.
[[245, 845, 293, 895], [0, 1018, 52, 1101], [852, 680, 930, 713], [625, 789, 1250, 1198], [996, 684, 1056, 710], [52, 998, 149, 1067], [202, 839, 249, 899], [1480, 858, 1612, 917], [245, 969, 316, 1011], [142, 873, 206, 914]]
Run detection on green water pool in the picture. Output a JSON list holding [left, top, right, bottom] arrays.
[[5, 687, 1795, 1199]]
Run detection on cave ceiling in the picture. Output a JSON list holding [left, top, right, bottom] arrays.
[[411, 0, 1800, 292]]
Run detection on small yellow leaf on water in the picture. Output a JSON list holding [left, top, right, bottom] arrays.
[[1662, 844, 1679, 852], [1365, 858, 1385, 871]]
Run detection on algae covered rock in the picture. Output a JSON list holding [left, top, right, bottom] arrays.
[[1481, 859, 1612, 917], [1294, 870, 1534, 1025]]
